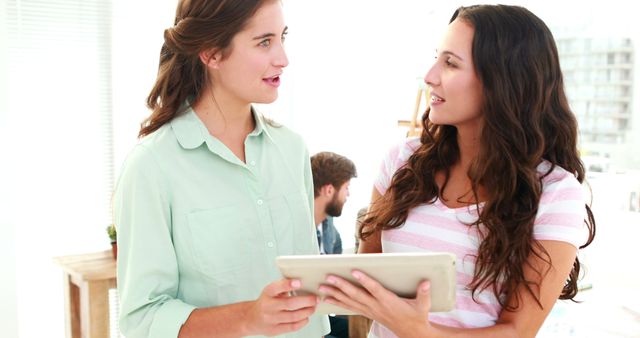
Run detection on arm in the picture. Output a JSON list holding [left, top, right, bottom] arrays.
[[115, 146, 195, 338], [322, 239, 578, 338], [178, 279, 318, 338]]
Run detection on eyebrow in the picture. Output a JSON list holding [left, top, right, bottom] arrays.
[[436, 49, 464, 61], [252, 26, 288, 40]]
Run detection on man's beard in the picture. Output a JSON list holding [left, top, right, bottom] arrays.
[[325, 194, 345, 217]]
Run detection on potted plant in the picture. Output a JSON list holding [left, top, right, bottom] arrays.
[[106, 224, 117, 259]]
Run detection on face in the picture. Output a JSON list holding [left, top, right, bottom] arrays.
[[325, 181, 351, 217], [424, 19, 484, 129], [209, 1, 289, 105]]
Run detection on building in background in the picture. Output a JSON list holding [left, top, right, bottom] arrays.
[[555, 36, 637, 172], [555, 32, 640, 212]]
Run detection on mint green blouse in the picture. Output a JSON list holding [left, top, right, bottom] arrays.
[[114, 107, 330, 338]]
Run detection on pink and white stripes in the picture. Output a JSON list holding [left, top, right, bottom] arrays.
[[368, 138, 588, 337]]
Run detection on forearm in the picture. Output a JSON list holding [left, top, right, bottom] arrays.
[[178, 301, 254, 338]]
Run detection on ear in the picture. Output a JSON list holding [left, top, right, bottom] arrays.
[[198, 48, 223, 69], [321, 184, 335, 197]]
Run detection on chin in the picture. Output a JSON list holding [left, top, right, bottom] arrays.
[[255, 93, 279, 104], [428, 115, 446, 125]]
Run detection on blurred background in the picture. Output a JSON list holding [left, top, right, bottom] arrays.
[[1, 0, 639, 337]]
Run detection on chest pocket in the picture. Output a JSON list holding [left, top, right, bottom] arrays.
[[268, 191, 316, 255], [186, 205, 254, 285]]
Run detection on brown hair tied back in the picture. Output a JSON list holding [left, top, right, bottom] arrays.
[[140, 0, 270, 138]]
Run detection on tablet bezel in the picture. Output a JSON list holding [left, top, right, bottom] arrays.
[[275, 252, 456, 315]]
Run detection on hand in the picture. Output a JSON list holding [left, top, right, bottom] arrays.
[[244, 279, 319, 336], [319, 270, 433, 338]]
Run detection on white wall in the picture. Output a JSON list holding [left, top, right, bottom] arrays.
[[0, 2, 19, 336], [272, 1, 450, 247], [111, 0, 177, 173]]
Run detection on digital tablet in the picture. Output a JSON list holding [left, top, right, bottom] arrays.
[[275, 252, 456, 315]]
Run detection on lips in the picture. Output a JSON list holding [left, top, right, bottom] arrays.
[[431, 93, 445, 103], [263, 74, 282, 87]]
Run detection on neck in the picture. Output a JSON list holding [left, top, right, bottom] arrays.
[[314, 200, 327, 226], [192, 86, 254, 138], [455, 123, 482, 171]]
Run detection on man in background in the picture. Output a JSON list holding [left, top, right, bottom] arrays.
[[311, 151, 357, 254], [310, 151, 357, 338]]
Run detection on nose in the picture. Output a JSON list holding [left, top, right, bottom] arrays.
[[424, 61, 439, 87], [274, 42, 289, 68]]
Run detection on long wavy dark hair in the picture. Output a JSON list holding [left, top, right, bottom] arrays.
[[140, 0, 271, 138], [360, 5, 596, 311]]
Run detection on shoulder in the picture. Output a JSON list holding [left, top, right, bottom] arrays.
[[382, 137, 422, 170], [537, 161, 584, 201], [120, 125, 179, 175], [264, 120, 303, 142], [534, 161, 589, 247], [262, 116, 308, 154]]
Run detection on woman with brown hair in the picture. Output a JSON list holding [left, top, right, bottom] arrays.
[[113, 1, 329, 337], [318, 5, 595, 338]]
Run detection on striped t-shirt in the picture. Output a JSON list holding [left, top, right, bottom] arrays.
[[368, 138, 588, 338]]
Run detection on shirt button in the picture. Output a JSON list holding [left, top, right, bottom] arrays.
[[250, 160, 256, 166], [257, 199, 263, 205], [267, 241, 274, 248]]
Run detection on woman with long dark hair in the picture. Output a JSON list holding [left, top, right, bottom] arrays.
[[113, 1, 329, 337], [319, 5, 595, 338]]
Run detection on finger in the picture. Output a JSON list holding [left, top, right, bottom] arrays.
[[280, 294, 319, 311], [319, 282, 370, 314], [323, 295, 363, 314], [320, 291, 368, 315], [264, 278, 302, 297], [350, 270, 396, 301], [325, 275, 370, 299], [415, 280, 431, 313], [274, 305, 317, 324], [274, 317, 310, 334]]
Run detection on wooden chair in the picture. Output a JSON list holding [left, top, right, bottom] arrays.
[[349, 315, 373, 338], [348, 208, 374, 337], [397, 80, 429, 137]]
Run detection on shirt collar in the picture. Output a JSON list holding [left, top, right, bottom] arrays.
[[170, 105, 274, 150], [250, 106, 275, 143], [170, 107, 206, 150]]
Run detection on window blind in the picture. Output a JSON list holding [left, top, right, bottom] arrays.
[[4, 0, 116, 336]]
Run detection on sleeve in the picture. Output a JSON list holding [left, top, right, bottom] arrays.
[[335, 228, 343, 254], [373, 141, 404, 195], [114, 145, 196, 338], [533, 172, 589, 249], [302, 144, 322, 253]]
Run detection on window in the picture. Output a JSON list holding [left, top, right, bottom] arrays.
[[3, 0, 113, 336]]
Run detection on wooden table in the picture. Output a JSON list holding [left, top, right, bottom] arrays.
[[54, 250, 116, 338]]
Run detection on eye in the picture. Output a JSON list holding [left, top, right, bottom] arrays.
[[281, 31, 288, 42], [445, 58, 456, 67], [259, 39, 271, 47]]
